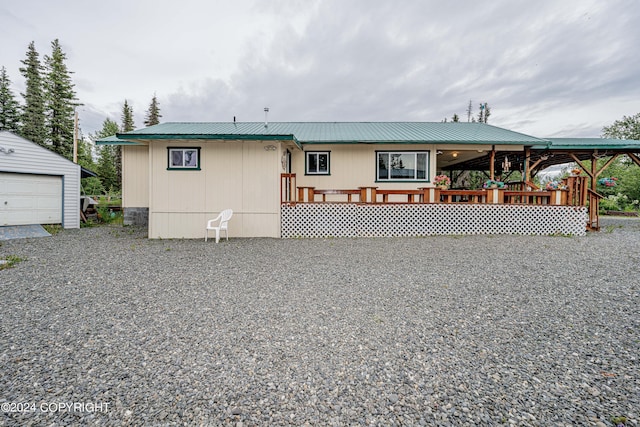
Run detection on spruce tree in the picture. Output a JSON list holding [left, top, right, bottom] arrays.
[[144, 94, 161, 127], [0, 66, 21, 132], [477, 103, 490, 124], [121, 99, 135, 132], [116, 99, 135, 187], [19, 41, 47, 145], [44, 39, 79, 159], [95, 118, 120, 192]]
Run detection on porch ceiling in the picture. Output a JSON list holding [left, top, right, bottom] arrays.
[[441, 137, 640, 172]]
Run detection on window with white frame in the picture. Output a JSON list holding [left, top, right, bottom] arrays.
[[376, 151, 428, 181], [168, 147, 200, 170], [306, 151, 330, 175]]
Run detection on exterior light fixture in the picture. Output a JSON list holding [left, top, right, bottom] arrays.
[[0, 146, 15, 154], [502, 155, 512, 172], [452, 152, 458, 158], [264, 145, 277, 151]]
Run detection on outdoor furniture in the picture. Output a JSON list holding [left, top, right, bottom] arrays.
[[205, 209, 233, 243]]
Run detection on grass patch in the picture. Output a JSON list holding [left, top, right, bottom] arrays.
[[0, 255, 25, 271], [42, 224, 63, 235], [604, 224, 623, 234]]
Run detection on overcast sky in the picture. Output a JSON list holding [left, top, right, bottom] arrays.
[[1, 0, 638, 139]]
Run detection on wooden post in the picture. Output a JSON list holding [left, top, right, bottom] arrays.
[[297, 186, 315, 202], [73, 110, 78, 163], [489, 145, 496, 180], [550, 190, 567, 205], [358, 187, 377, 203], [523, 147, 531, 183], [487, 188, 504, 204]]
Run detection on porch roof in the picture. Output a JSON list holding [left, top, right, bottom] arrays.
[[99, 122, 548, 146], [540, 138, 640, 151], [443, 137, 640, 172]]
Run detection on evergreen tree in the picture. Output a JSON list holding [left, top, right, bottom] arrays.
[[451, 113, 460, 122], [121, 99, 135, 132], [44, 39, 79, 159], [0, 66, 21, 132], [115, 99, 135, 187], [477, 103, 491, 123], [94, 118, 120, 192], [19, 41, 47, 145], [76, 130, 96, 172], [144, 94, 161, 127], [466, 100, 473, 122]]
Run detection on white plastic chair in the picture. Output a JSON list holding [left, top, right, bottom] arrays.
[[205, 209, 233, 243]]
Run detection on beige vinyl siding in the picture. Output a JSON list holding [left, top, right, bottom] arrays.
[[121, 145, 149, 208], [292, 143, 437, 195], [148, 139, 282, 239]]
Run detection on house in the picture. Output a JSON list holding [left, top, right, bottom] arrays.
[[97, 122, 640, 239], [0, 131, 86, 229]]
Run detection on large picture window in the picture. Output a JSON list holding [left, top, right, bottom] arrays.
[[306, 151, 330, 175], [377, 151, 428, 181], [168, 147, 200, 170]]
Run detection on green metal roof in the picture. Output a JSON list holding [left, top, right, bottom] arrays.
[[95, 135, 143, 145], [539, 138, 640, 151], [97, 122, 548, 146]]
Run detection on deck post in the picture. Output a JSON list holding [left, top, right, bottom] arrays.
[[297, 187, 315, 203], [359, 187, 377, 203], [487, 188, 504, 204], [550, 189, 567, 205]]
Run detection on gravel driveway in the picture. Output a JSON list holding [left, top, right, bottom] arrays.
[[1, 218, 639, 426]]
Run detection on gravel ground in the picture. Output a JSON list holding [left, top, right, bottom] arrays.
[[1, 218, 639, 426]]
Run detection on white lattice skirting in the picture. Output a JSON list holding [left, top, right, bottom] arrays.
[[281, 203, 588, 238]]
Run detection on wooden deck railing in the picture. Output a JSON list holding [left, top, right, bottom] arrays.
[[282, 174, 591, 209]]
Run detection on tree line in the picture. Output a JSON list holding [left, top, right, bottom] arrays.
[[0, 40, 162, 195], [1, 40, 639, 207]]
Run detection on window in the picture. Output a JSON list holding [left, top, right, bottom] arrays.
[[168, 147, 200, 170], [306, 151, 330, 175], [377, 151, 428, 181]]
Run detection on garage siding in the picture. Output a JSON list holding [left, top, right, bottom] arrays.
[[0, 131, 80, 229]]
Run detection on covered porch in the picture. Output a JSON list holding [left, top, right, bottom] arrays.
[[280, 173, 590, 238]]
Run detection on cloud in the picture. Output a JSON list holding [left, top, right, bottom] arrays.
[[2, 0, 639, 138]]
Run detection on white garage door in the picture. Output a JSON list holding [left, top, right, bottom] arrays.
[[0, 172, 63, 226]]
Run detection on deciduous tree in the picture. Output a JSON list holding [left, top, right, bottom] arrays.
[[597, 113, 640, 208], [602, 113, 640, 140]]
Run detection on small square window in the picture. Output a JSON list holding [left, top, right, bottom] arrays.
[[306, 151, 330, 175], [168, 147, 200, 170]]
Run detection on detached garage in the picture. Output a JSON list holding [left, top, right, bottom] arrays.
[[0, 131, 81, 229]]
